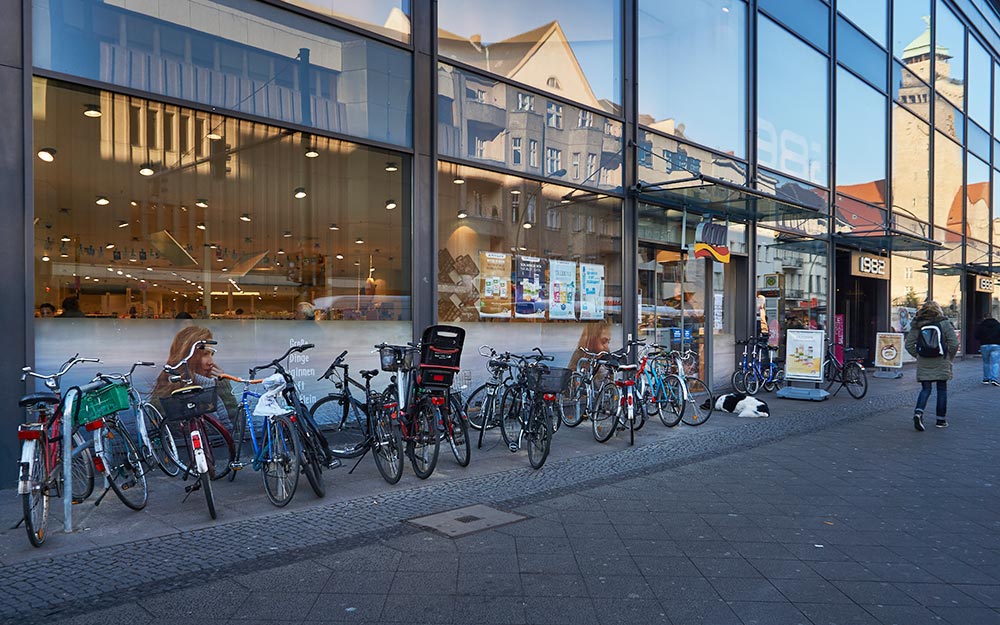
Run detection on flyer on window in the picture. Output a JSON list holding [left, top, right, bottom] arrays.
[[785, 329, 825, 381], [579, 263, 605, 320], [548, 260, 577, 320], [477, 251, 512, 318], [514, 255, 547, 319]]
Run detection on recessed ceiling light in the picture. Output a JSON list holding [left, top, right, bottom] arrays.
[[385, 162, 399, 172], [329, 223, 340, 231], [277, 248, 286, 255], [41, 254, 50, 262], [294, 187, 307, 199], [60, 235, 71, 242], [355, 237, 364, 244], [216, 256, 224, 262], [83, 104, 102, 118], [59, 251, 68, 258], [354, 260, 360, 266], [37, 148, 56, 162], [96, 196, 110, 206], [385, 199, 397, 210], [453, 178, 465, 185], [335, 253, 344, 260], [221, 267, 228, 272], [92, 278, 99, 282], [511, 189, 521, 195], [105, 242, 115, 249], [117, 220, 129, 228], [196, 222, 206, 230], [195, 199, 208, 208], [206, 131, 222, 140], [139, 163, 155, 176], [130, 200, 138, 207], [240, 213, 252, 222], [522, 222, 533, 229], [457, 208, 468, 219], [305, 147, 319, 158], [107, 267, 114, 272], [283, 230, 293, 238]]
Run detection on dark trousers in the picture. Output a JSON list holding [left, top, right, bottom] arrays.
[[915, 380, 947, 417]]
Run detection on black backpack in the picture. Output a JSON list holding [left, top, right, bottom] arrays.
[[916, 323, 946, 358]]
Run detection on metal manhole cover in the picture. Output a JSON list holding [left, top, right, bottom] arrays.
[[406, 504, 527, 538]]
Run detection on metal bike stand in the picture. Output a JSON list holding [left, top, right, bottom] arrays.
[[873, 367, 903, 379], [776, 382, 829, 401], [61, 387, 81, 534]]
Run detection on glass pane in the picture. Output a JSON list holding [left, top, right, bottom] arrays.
[[968, 121, 991, 161], [438, 63, 623, 191], [968, 36, 991, 127], [890, 253, 928, 339], [934, 132, 963, 232], [758, 0, 829, 52], [757, 16, 829, 186], [934, 263, 963, 349], [33, 77, 412, 392], [994, 168, 1000, 247], [935, 0, 965, 110], [837, 18, 887, 91], [33, 0, 413, 147], [935, 95, 964, 144], [836, 68, 886, 204], [893, 61, 931, 120], [892, 104, 930, 224], [838, 0, 887, 47], [281, 0, 411, 42], [994, 63, 1000, 139], [637, 131, 748, 188], [893, 0, 931, 68], [437, 0, 623, 114], [968, 155, 991, 243], [638, 0, 747, 157], [436, 162, 623, 387]]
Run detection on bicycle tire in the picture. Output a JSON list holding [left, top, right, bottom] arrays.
[[159, 420, 190, 476], [371, 402, 404, 484], [408, 402, 440, 479], [297, 422, 326, 498], [446, 394, 471, 467], [312, 395, 367, 459], [499, 386, 524, 449], [823, 360, 838, 390], [659, 374, 685, 427], [201, 470, 217, 520], [262, 414, 300, 507], [732, 368, 748, 394], [102, 421, 148, 511], [465, 383, 497, 431], [844, 362, 868, 399], [141, 402, 180, 477], [21, 440, 48, 547], [743, 369, 761, 395], [526, 403, 552, 469], [227, 407, 247, 483], [69, 431, 95, 501], [680, 377, 713, 426], [633, 384, 648, 432], [560, 372, 587, 427], [592, 383, 620, 443], [640, 373, 660, 419], [203, 416, 235, 481]]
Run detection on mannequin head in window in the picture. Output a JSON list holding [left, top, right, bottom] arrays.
[[568, 320, 612, 371]]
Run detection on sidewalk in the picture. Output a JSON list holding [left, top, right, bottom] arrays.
[[4, 360, 999, 624]]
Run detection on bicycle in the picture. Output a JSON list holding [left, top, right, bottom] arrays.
[[591, 339, 646, 444], [665, 348, 714, 426], [222, 372, 302, 506], [732, 335, 769, 394], [636, 344, 685, 427], [84, 373, 149, 511], [309, 350, 404, 484], [499, 348, 557, 448], [465, 345, 515, 434], [17, 355, 98, 547], [516, 362, 569, 468], [823, 340, 869, 399], [737, 344, 785, 395], [562, 346, 619, 428], [377, 342, 441, 479]]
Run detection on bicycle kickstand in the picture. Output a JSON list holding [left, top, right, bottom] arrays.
[[347, 448, 370, 475], [93, 484, 113, 507]]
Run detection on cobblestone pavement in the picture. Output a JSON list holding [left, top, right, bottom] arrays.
[[3, 361, 1000, 624]]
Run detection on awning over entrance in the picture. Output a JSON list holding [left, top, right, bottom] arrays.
[[833, 230, 943, 254]]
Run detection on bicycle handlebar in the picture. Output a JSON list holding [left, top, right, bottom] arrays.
[[318, 350, 350, 381], [22, 355, 101, 382], [218, 373, 264, 385], [162, 340, 217, 380]]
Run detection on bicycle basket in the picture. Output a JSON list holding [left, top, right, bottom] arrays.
[[525, 366, 573, 394], [75, 382, 130, 426], [842, 347, 869, 362], [379, 346, 415, 372], [159, 386, 217, 422]]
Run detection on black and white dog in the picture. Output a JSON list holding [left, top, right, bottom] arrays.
[[701, 393, 770, 418]]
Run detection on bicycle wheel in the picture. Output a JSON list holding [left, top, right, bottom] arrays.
[[742, 369, 761, 396], [227, 407, 247, 483], [262, 414, 300, 507], [203, 416, 235, 481], [201, 470, 217, 520], [297, 423, 326, 498], [844, 362, 868, 399], [159, 420, 190, 476], [659, 375, 685, 427], [69, 431, 95, 502], [465, 384, 497, 431], [640, 373, 660, 420], [680, 377, 713, 426], [407, 402, 440, 479], [560, 372, 588, 427], [446, 394, 471, 467], [823, 360, 838, 390], [633, 384, 648, 432], [592, 383, 620, 443], [21, 440, 48, 547], [732, 368, 748, 394], [526, 403, 552, 469], [499, 386, 525, 449], [371, 403, 404, 484], [101, 421, 148, 511], [763, 368, 785, 393], [141, 403, 180, 477], [312, 395, 367, 459]]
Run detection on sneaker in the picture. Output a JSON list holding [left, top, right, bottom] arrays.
[[913, 414, 925, 432], [935, 420, 949, 428], [991, 381, 1000, 387], [984, 380, 992, 385]]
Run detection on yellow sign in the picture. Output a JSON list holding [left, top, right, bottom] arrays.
[[785, 329, 825, 381], [875, 332, 903, 368]]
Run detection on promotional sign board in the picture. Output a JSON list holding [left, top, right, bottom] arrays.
[[785, 329, 825, 381], [580, 263, 605, 320], [548, 260, 577, 320], [514, 255, 547, 319], [875, 332, 904, 368], [478, 252, 512, 318]]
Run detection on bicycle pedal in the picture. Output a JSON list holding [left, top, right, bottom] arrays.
[[507, 443, 519, 452]]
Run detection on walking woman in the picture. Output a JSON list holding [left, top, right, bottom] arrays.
[[904, 301, 959, 431]]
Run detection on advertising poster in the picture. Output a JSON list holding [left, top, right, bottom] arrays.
[[514, 255, 547, 319], [548, 260, 577, 320], [875, 332, 904, 368], [785, 329, 825, 381], [580, 263, 606, 320], [478, 251, 512, 318]]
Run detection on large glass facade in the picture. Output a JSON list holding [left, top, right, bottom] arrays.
[[280, 1, 412, 43], [755, 228, 829, 348], [836, 68, 886, 204], [893, 104, 931, 224], [935, 0, 966, 111]]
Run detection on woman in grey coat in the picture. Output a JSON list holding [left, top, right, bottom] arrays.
[[904, 301, 959, 431]]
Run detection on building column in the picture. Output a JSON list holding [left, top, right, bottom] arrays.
[[622, 0, 638, 347], [411, 0, 437, 338]]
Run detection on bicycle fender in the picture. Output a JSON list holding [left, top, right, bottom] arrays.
[[18, 440, 37, 494]]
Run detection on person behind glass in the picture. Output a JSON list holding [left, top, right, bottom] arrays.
[[904, 301, 959, 431], [974, 315, 1000, 386], [56, 296, 85, 318], [568, 320, 613, 373], [38, 303, 56, 318], [151, 326, 238, 432]]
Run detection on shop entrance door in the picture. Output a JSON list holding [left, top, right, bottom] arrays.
[[966, 274, 993, 353], [834, 250, 889, 362]]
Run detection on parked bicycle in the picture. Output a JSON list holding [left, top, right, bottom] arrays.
[[591, 339, 647, 444], [636, 344, 685, 427], [737, 342, 785, 395], [823, 340, 868, 399], [562, 346, 618, 428], [502, 361, 569, 468], [85, 372, 150, 511], [664, 348, 714, 426]]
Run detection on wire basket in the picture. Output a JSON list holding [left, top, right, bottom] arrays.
[[379, 346, 415, 372], [159, 386, 218, 422], [525, 366, 573, 394], [76, 382, 130, 426]]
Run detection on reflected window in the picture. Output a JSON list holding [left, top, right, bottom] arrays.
[[638, 0, 747, 158], [935, 0, 965, 110], [933, 132, 964, 233], [755, 227, 829, 351], [837, 17, 887, 91], [546, 103, 564, 130], [758, 0, 829, 51], [438, 0, 623, 114], [281, 0, 411, 43], [993, 168, 1000, 246], [892, 104, 930, 224], [968, 37, 991, 128], [890, 253, 929, 333], [893, 0, 931, 65], [758, 17, 828, 186], [836, 68, 886, 205], [967, 155, 990, 243], [837, 0, 886, 47], [893, 61, 931, 120]]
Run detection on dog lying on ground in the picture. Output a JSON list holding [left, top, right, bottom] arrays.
[[700, 393, 770, 418]]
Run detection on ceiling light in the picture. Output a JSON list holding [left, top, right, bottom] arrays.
[[206, 131, 222, 140], [277, 248, 285, 255], [117, 220, 129, 228], [83, 104, 102, 118], [41, 254, 50, 262], [221, 267, 228, 272], [457, 208, 468, 219], [96, 196, 110, 206], [195, 199, 208, 208], [59, 251, 68, 258], [335, 253, 344, 260], [385, 199, 397, 210], [37, 148, 56, 162], [329, 223, 340, 231], [722, 6, 730, 13], [107, 267, 114, 272], [196, 222, 206, 230], [105, 242, 115, 249], [355, 237, 364, 244], [116, 270, 123, 275], [92, 278, 99, 282], [354, 260, 360, 266], [522, 222, 533, 229], [385, 162, 399, 172], [283, 230, 293, 238], [511, 189, 521, 195], [138, 163, 155, 176], [294, 187, 307, 199], [147, 267, 153, 271], [240, 213, 251, 222], [453, 178, 465, 185], [216, 256, 224, 261], [560, 198, 571, 204], [130, 200, 138, 207], [60, 235, 71, 242], [305, 147, 319, 158]]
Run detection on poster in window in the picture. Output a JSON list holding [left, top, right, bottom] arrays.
[[580, 263, 605, 320], [784, 329, 825, 381], [514, 255, 547, 319], [478, 251, 512, 318], [548, 260, 577, 320]]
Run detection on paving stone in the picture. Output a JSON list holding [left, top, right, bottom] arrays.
[[727, 600, 812, 625], [794, 602, 882, 625]]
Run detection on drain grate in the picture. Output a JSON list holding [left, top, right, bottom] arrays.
[[407, 504, 527, 538]]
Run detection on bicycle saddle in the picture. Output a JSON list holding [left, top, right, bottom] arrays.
[[360, 369, 379, 380], [18, 392, 60, 408]]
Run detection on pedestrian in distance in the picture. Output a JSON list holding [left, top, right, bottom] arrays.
[[904, 300, 959, 431], [973, 315, 1000, 386]]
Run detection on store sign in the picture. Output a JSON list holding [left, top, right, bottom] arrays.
[[850, 252, 889, 280], [693, 221, 730, 263], [976, 276, 995, 292]]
